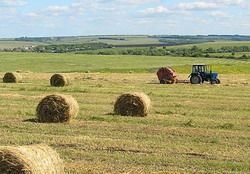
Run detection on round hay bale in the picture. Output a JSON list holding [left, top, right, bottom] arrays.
[[36, 94, 79, 123], [157, 67, 177, 84], [114, 92, 151, 117], [3, 72, 22, 83], [50, 74, 70, 87], [0, 144, 64, 174]]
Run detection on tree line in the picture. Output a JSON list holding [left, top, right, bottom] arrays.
[[1, 42, 250, 59], [80, 45, 250, 59]]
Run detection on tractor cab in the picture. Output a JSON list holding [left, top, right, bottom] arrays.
[[192, 64, 209, 73], [190, 64, 220, 84]]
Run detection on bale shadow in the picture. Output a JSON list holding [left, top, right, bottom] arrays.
[[23, 118, 38, 123]]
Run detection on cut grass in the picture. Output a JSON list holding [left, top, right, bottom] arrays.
[[0, 52, 249, 173], [0, 72, 249, 174]]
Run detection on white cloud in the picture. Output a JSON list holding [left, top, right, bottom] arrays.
[[209, 11, 230, 18], [178, 2, 218, 10], [212, 0, 245, 5], [0, 0, 27, 6], [46, 5, 70, 15], [2, 0, 249, 37], [176, 0, 247, 11], [117, 0, 159, 5], [141, 6, 171, 15], [25, 12, 39, 18]]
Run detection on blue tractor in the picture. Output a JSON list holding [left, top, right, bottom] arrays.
[[189, 64, 220, 84]]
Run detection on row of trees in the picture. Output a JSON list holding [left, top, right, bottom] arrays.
[[1, 42, 250, 59], [33, 43, 112, 53], [80, 45, 250, 59]]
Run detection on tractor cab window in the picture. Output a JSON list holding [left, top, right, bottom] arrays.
[[198, 66, 202, 72], [204, 66, 207, 72], [193, 66, 198, 73], [192, 65, 209, 73]]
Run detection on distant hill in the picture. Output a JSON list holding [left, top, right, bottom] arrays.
[[1, 35, 250, 50]]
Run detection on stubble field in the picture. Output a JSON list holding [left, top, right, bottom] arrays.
[[0, 52, 249, 173]]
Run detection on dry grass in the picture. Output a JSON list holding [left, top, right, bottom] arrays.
[[3, 72, 22, 83], [0, 144, 64, 174], [50, 74, 70, 87], [114, 92, 151, 117], [36, 94, 79, 123], [0, 73, 249, 174]]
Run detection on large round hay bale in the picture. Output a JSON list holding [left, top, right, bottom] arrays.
[[0, 144, 64, 174], [36, 94, 79, 123], [50, 74, 70, 87], [157, 67, 177, 84], [3, 72, 22, 83], [114, 92, 151, 117]]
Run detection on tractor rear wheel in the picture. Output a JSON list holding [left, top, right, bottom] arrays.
[[190, 75, 202, 84], [211, 80, 217, 85], [216, 79, 221, 84]]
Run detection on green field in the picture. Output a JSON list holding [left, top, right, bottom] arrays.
[[210, 52, 250, 58], [2, 36, 250, 55], [168, 41, 250, 49], [0, 36, 161, 49], [0, 40, 44, 49], [0, 52, 250, 173], [0, 52, 250, 74]]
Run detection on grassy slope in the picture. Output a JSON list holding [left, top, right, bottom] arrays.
[[59, 36, 161, 45], [210, 52, 250, 57], [168, 41, 250, 49], [0, 52, 250, 74], [0, 40, 44, 49], [0, 36, 161, 48]]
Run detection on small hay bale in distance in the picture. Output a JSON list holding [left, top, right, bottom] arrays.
[[50, 74, 70, 87], [0, 144, 64, 174], [36, 94, 79, 123], [114, 92, 151, 117], [3, 72, 22, 83]]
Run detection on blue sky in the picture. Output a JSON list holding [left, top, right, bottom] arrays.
[[0, 0, 249, 37]]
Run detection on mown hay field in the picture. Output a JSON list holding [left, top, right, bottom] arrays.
[[0, 52, 249, 173]]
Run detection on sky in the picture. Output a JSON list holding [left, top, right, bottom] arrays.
[[0, 0, 250, 37]]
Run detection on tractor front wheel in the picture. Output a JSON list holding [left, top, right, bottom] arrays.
[[190, 75, 202, 84]]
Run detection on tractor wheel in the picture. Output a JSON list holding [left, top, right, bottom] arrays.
[[160, 80, 166, 84], [211, 80, 217, 85], [190, 75, 202, 84], [216, 79, 221, 84]]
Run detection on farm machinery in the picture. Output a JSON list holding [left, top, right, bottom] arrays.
[[156, 67, 177, 84], [189, 64, 220, 84], [157, 64, 220, 84]]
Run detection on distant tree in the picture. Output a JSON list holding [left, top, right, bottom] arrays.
[[241, 54, 248, 59], [206, 47, 216, 53]]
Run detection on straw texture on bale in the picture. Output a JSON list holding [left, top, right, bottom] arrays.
[[36, 94, 79, 123], [50, 74, 70, 87], [3, 72, 22, 83], [0, 144, 64, 174], [114, 92, 151, 117]]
